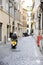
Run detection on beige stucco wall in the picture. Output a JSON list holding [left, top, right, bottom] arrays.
[[0, 9, 13, 42], [0, 9, 24, 42], [0, 8, 27, 42]]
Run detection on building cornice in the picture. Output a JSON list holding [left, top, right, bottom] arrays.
[[0, 8, 14, 18]]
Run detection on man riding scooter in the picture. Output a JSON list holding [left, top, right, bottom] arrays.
[[11, 32, 18, 48]]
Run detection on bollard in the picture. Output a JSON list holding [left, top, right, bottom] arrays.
[[37, 35, 42, 47]]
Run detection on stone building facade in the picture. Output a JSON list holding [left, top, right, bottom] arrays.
[[0, 0, 25, 42]]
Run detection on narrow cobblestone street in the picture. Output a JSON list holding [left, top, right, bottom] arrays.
[[0, 0, 43, 65], [0, 36, 43, 65]]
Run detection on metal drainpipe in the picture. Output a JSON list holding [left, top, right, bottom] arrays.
[[19, 0, 21, 22], [8, 0, 13, 37], [13, 1, 17, 32], [42, 11, 43, 34], [14, 6, 15, 32], [8, 0, 11, 38]]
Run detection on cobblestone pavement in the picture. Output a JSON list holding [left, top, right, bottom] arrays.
[[0, 36, 43, 65]]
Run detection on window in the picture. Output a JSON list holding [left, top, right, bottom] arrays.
[[38, 14, 41, 30], [0, 0, 2, 5], [5, 0, 9, 12], [12, 22, 15, 32], [27, 25, 29, 28], [0, 0, 9, 12], [12, 26, 14, 32], [0, 0, 3, 9], [27, 17, 32, 22]]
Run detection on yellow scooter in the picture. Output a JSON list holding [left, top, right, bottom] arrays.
[[11, 33, 18, 48], [11, 39, 17, 48]]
